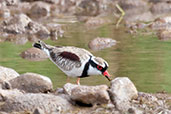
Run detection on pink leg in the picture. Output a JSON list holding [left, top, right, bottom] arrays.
[[77, 78, 80, 85], [66, 77, 70, 83]]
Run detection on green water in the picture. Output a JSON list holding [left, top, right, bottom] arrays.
[[0, 23, 171, 93]]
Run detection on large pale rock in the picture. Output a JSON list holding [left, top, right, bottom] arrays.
[[50, 0, 116, 16], [157, 30, 171, 41], [0, 89, 24, 101], [43, 0, 59, 4], [0, 66, 19, 81], [20, 47, 48, 61], [0, 79, 11, 89], [46, 23, 64, 40], [1, 13, 50, 40], [0, 7, 10, 18], [149, 16, 171, 30], [28, 1, 51, 19], [109, 77, 138, 112], [33, 108, 45, 114], [124, 11, 154, 22], [9, 73, 53, 93], [16, 2, 31, 13], [2, 0, 19, 6], [3, 13, 32, 34], [119, 0, 152, 22], [27, 21, 50, 40], [64, 83, 110, 105], [110, 77, 138, 102], [75, 0, 100, 16], [151, 2, 171, 15], [85, 17, 111, 28], [0, 93, 73, 113], [88, 37, 116, 51], [5, 34, 28, 45], [119, 0, 148, 12], [63, 83, 78, 96]]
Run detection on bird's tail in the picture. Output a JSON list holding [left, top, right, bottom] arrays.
[[33, 40, 47, 50]]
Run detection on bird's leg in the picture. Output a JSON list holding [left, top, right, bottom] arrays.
[[77, 78, 80, 85], [66, 77, 70, 83]]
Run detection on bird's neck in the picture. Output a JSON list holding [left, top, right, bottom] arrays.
[[42, 45, 54, 57], [89, 58, 97, 68], [81, 56, 100, 77], [43, 48, 50, 57]]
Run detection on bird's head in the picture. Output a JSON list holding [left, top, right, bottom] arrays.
[[33, 40, 54, 57], [33, 40, 47, 50], [89, 57, 111, 81]]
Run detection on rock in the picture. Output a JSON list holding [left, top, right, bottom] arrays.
[[63, 83, 78, 96], [20, 47, 48, 61], [9, 72, 53, 93], [110, 77, 138, 101], [28, 1, 51, 19], [46, 23, 64, 40], [0, 111, 8, 114], [27, 21, 50, 40], [119, 0, 149, 15], [88, 37, 117, 51], [85, 17, 111, 28], [118, 0, 152, 22], [151, 2, 171, 16], [43, 0, 59, 4], [0, 66, 19, 81], [157, 30, 171, 41], [22, 0, 58, 3], [125, 22, 148, 30], [124, 11, 154, 23], [0, 93, 73, 113], [1, 13, 49, 40], [0, 7, 10, 18], [149, 16, 171, 30], [11, 2, 32, 14], [75, 0, 100, 16], [119, 0, 148, 11], [5, 34, 28, 45], [134, 92, 171, 114], [54, 88, 65, 95], [0, 79, 11, 89], [109, 77, 138, 112], [0, 89, 24, 101], [21, 0, 35, 2], [148, 0, 163, 3], [49, 0, 117, 16], [64, 83, 110, 105], [2, 0, 19, 6], [50, 0, 76, 15], [2, 13, 32, 34], [27, 34, 39, 42], [33, 108, 45, 114]]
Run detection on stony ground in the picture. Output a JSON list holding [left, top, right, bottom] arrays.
[[0, 66, 170, 114]]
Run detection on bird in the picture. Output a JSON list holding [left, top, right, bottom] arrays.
[[33, 41, 111, 85]]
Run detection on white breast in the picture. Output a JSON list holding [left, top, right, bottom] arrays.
[[88, 65, 101, 76]]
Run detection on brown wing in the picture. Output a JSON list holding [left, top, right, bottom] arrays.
[[58, 51, 80, 61], [50, 51, 81, 71]]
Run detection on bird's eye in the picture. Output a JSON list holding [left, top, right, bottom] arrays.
[[97, 65, 102, 70]]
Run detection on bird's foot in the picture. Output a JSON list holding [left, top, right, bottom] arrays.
[[77, 78, 80, 85]]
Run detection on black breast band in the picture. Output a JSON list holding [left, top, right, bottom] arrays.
[[80, 61, 90, 78], [80, 56, 108, 78]]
